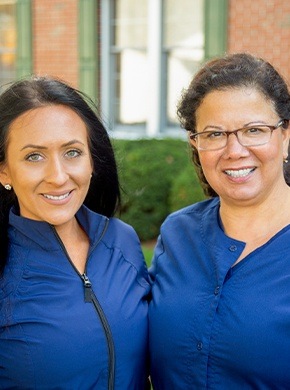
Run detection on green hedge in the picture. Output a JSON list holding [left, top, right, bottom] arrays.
[[113, 138, 206, 241], [169, 163, 205, 212]]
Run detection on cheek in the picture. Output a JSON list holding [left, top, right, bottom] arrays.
[[6, 166, 29, 186], [79, 160, 93, 176], [257, 140, 283, 164], [73, 163, 93, 187], [197, 153, 219, 187], [198, 151, 231, 190], [198, 152, 218, 171]]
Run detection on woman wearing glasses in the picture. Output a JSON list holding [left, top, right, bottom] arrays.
[[149, 53, 290, 389]]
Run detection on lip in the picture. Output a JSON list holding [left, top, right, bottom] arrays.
[[224, 167, 256, 179], [41, 190, 73, 204]]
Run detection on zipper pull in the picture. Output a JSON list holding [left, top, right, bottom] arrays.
[[81, 273, 92, 303]]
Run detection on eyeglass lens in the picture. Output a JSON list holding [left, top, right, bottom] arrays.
[[196, 125, 274, 150]]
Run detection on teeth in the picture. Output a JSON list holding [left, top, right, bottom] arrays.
[[44, 192, 70, 200], [225, 169, 253, 178]]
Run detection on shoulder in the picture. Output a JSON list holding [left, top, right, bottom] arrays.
[[105, 217, 140, 247], [80, 205, 144, 267], [162, 197, 219, 229], [102, 217, 149, 288], [104, 218, 142, 261]]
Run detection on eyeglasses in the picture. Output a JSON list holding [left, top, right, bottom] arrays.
[[189, 119, 289, 151]]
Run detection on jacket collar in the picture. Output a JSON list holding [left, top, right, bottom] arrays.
[[8, 205, 109, 251]]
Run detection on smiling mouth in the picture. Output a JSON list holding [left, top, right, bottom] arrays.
[[225, 168, 255, 178], [43, 192, 71, 200]]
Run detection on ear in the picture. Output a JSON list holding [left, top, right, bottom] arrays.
[[188, 132, 197, 149], [0, 164, 11, 188], [282, 122, 290, 160]]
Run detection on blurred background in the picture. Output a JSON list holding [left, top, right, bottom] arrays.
[[1, 0, 290, 137], [1, 0, 290, 260]]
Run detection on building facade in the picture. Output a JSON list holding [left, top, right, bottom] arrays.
[[1, 0, 290, 138]]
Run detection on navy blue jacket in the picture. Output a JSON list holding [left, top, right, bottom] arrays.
[[0, 205, 150, 389], [149, 197, 290, 389]]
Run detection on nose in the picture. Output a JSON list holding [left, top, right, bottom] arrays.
[[45, 158, 69, 185], [222, 132, 250, 159]]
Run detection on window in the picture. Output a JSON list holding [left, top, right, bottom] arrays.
[[16, 0, 32, 79], [112, 0, 148, 127], [164, 0, 204, 128], [0, 0, 16, 91], [101, 0, 227, 138], [79, 0, 98, 103]]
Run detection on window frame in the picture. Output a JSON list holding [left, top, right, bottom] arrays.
[[0, 0, 17, 88], [79, 0, 98, 102], [16, 0, 32, 78], [100, 0, 228, 138]]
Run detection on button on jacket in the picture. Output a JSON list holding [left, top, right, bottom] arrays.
[[0, 205, 150, 389], [149, 197, 290, 389]]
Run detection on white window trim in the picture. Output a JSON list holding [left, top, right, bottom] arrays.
[[100, 0, 183, 139], [100, 0, 111, 132]]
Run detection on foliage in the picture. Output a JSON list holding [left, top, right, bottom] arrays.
[[113, 138, 205, 241], [169, 163, 205, 212], [142, 245, 155, 267]]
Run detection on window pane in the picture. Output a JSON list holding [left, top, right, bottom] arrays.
[[164, 0, 204, 125], [112, 0, 148, 126], [0, 0, 16, 92], [164, 0, 204, 48], [114, 0, 147, 48], [167, 49, 202, 124], [115, 49, 148, 125]]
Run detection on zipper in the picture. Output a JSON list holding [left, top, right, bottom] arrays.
[[82, 273, 92, 303], [81, 273, 115, 390], [51, 219, 115, 390]]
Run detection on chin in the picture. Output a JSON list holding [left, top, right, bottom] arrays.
[[228, 195, 262, 206], [43, 213, 76, 227]]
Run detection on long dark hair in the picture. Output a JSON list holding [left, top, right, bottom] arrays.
[[177, 52, 290, 196], [0, 76, 121, 274]]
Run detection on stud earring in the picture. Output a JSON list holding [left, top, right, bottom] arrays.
[[4, 184, 12, 190], [284, 158, 289, 164]]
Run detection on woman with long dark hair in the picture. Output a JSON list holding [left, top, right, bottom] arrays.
[[0, 76, 150, 389]]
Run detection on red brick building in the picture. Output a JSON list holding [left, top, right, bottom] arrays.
[[1, 0, 290, 137], [33, 0, 79, 85], [228, 0, 290, 82]]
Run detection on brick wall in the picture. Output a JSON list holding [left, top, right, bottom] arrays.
[[32, 0, 79, 87], [30, 0, 290, 88], [228, 0, 290, 83]]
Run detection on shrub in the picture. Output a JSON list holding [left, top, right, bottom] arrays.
[[169, 163, 206, 212], [113, 138, 205, 241]]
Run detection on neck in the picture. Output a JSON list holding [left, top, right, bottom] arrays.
[[54, 217, 80, 241], [219, 184, 290, 241], [54, 216, 89, 274]]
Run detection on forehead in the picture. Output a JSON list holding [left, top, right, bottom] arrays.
[[7, 105, 89, 146], [196, 87, 277, 125]]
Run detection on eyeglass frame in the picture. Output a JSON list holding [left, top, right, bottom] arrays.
[[189, 119, 289, 151]]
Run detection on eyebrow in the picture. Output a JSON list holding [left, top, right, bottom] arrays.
[[20, 139, 85, 151], [202, 121, 268, 132]]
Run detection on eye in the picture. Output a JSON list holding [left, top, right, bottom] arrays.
[[26, 153, 44, 162], [204, 131, 225, 139], [244, 126, 267, 136], [65, 149, 82, 158]]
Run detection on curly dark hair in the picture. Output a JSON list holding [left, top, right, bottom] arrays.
[[0, 76, 121, 274], [177, 52, 290, 197]]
